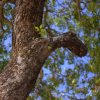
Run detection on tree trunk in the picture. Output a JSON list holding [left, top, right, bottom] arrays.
[[0, 0, 87, 100], [0, 0, 48, 99]]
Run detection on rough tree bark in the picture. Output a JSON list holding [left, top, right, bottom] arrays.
[[0, 0, 87, 100]]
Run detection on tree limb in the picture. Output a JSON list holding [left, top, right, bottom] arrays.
[[49, 31, 87, 57]]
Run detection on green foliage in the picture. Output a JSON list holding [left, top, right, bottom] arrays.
[[35, 25, 47, 37]]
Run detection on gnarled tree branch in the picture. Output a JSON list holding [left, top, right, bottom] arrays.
[[49, 31, 87, 57]]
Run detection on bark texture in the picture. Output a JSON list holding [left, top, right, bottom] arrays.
[[0, 0, 87, 100]]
